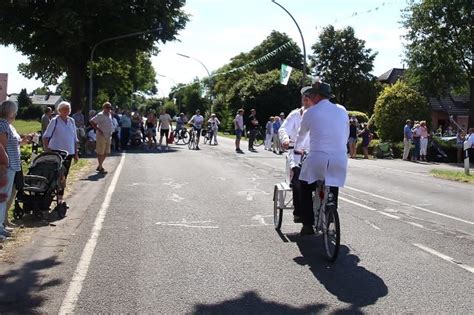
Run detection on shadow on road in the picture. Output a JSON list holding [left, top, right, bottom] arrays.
[[192, 291, 326, 314], [0, 257, 62, 313], [287, 234, 388, 314]]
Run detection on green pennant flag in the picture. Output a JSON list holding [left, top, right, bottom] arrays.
[[280, 64, 292, 85]]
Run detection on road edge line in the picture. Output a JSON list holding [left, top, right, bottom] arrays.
[[58, 153, 126, 314]]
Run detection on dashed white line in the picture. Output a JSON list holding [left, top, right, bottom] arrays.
[[59, 153, 126, 315], [345, 186, 473, 225], [364, 220, 382, 231], [379, 211, 401, 220], [407, 222, 424, 229], [413, 243, 474, 274], [339, 196, 376, 211]]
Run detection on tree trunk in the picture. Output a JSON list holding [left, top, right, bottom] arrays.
[[469, 71, 474, 128], [67, 62, 87, 113]]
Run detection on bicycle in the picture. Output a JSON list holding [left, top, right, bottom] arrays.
[[188, 127, 199, 150], [273, 153, 340, 262], [173, 127, 190, 145], [248, 127, 265, 147]]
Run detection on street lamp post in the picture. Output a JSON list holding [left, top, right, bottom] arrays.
[[89, 27, 162, 113], [176, 53, 213, 114], [271, 0, 307, 87]]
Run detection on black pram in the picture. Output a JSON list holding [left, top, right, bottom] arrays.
[[14, 150, 69, 220]]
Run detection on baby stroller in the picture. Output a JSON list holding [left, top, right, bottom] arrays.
[[13, 151, 69, 220], [373, 142, 393, 159]]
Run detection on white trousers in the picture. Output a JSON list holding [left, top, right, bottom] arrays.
[[420, 137, 428, 155], [265, 134, 272, 149]]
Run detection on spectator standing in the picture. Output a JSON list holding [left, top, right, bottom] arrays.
[[348, 118, 358, 158], [0, 100, 22, 241], [145, 110, 157, 150], [403, 119, 413, 161], [90, 102, 113, 173], [41, 107, 53, 135], [42, 101, 79, 206], [272, 116, 282, 154], [419, 120, 429, 161], [72, 108, 87, 155], [412, 121, 421, 161], [111, 114, 120, 151], [120, 110, 132, 150], [158, 108, 173, 150], [279, 112, 285, 125], [264, 116, 274, 150], [456, 129, 466, 163], [207, 113, 220, 145], [234, 109, 244, 153], [246, 109, 259, 152], [358, 124, 373, 159]]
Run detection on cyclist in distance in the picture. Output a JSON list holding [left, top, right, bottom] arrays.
[[294, 81, 349, 235], [188, 109, 204, 150], [279, 86, 315, 224]]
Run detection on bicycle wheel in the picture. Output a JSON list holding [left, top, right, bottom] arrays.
[[273, 185, 283, 230], [323, 208, 340, 262], [254, 131, 264, 147], [188, 132, 195, 149], [178, 130, 190, 145]]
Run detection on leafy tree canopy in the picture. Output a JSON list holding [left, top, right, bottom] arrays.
[[402, 0, 473, 126], [0, 0, 188, 111], [310, 25, 378, 112], [17, 88, 32, 109]]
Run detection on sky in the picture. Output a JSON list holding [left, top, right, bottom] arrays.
[[0, 0, 408, 97]]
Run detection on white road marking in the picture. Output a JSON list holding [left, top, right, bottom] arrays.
[[407, 222, 424, 229], [364, 220, 382, 230], [155, 219, 218, 229], [168, 193, 184, 202], [59, 154, 126, 315], [252, 214, 271, 226], [345, 186, 473, 225], [339, 196, 376, 211], [352, 163, 430, 177], [379, 212, 401, 220], [413, 243, 474, 274]]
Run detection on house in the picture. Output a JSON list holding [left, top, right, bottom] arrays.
[[8, 93, 64, 109], [378, 68, 470, 131]]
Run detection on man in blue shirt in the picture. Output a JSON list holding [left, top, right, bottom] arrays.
[[403, 119, 413, 161]]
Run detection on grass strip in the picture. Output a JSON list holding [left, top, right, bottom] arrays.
[[430, 169, 474, 184]]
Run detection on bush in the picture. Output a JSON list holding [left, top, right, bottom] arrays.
[[18, 105, 44, 120], [373, 81, 430, 142], [347, 111, 369, 124]]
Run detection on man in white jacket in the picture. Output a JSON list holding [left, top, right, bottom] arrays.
[[278, 86, 314, 223], [295, 81, 349, 235]]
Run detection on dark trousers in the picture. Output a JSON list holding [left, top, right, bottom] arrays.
[[121, 128, 130, 149], [248, 129, 256, 149], [112, 131, 120, 150], [300, 180, 339, 226], [413, 137, 420, 160], [291, 166, 303, 217], [58, 155, 73, 196]]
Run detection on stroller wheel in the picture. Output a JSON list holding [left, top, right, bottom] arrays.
[[56, 202, 68, 219], [13, 201, 24, 220], [34, 210, 44, 220]]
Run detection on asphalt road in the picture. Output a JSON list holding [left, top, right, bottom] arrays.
[[1, 136, 473, 314]]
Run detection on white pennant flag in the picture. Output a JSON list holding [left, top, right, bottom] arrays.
[[280, 64, 293, 85]]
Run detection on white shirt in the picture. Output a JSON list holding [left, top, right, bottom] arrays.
[[466, 133, 474, 148], [159, 113, 172, 129], [279, 107, 309, 168], [189, 114, 204, 128], [43, 116, 78, 155], [208, 117, 220, 130], [295, 99, 349, 187], [234, 114, 244, 130]]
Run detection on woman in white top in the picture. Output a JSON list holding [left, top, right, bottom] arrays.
[[42, 101, 79, 205], [207, 113, 220, 145]]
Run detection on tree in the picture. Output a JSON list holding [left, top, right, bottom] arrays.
[[0, 0, 188, 112], [17, 88, 32, 109], [310, 25, 378, 112], [373, 81, 430, 141], [402, 0, 473, 126]]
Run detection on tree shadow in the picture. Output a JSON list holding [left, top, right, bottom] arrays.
[[0, 257, 63, 313], [192, 291, 326, 315], [288, 234, 388, 314]]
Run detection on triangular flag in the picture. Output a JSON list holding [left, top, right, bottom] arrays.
[[280, 64, 293, 85]]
